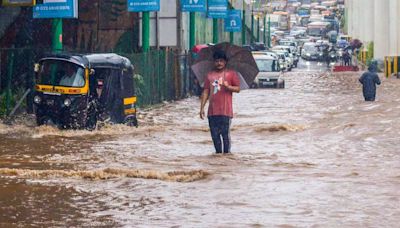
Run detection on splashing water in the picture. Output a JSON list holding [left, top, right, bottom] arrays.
[[0, 168, 209, 182]]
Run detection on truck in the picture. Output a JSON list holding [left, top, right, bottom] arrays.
[[268, 11, 290, 31]]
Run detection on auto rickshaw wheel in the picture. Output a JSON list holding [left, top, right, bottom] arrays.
[[85, 104, 97, 131], [36, 114, 50, 126], [124, 116, 138, 127], [36, 115, 59, 128]]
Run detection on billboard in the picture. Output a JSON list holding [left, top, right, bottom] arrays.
[[33, 0, 78, 18]]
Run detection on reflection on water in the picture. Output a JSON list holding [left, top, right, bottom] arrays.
[[1, 70, 400, 227]]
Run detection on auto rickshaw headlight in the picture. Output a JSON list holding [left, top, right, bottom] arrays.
[[34, 95, 41, 104], [64, 98, 72, 107]]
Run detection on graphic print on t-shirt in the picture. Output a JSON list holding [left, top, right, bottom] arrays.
[[212, 77, 223, 94]]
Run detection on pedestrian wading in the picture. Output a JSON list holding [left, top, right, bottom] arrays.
[[199, 50, 240, 154], [359, 62, 381, 101]]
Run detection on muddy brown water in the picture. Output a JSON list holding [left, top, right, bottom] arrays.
[[0, 69, 399, 227]]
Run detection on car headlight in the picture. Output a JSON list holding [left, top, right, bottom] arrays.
[[319, 53, 323, 56], [64, 98, 72, 107], [306, 53, 311, 56], [34, 95, 41, 104]]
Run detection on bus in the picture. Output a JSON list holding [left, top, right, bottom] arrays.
[[321, 1, 337, 8], [306, 21, 332, 38]]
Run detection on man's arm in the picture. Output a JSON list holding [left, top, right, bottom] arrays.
[[374, 74, 381, 85], [223, 71, 241, 93], [223, 81, 240, 93], [359, 73, 365, 84], [200, 88, 209, 119]]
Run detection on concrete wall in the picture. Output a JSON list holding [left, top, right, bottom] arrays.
[[389, 0, 400, 56], [374, 0, 390, 59], [346, 0, 400, 60]]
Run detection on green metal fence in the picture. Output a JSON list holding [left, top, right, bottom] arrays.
[[122, 49, 192, 107], [0, 48, 41, 116]]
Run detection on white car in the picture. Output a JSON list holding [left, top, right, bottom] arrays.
[[252, 55, 285, 89], [252, 51, 279, 60], [271, 48, 294, 71]]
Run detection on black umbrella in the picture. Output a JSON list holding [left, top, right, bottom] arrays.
[[191, 42, 259, 89]]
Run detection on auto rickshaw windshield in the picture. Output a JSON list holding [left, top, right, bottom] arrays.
[[37, 60, 85, 87]]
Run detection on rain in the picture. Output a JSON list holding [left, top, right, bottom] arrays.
[[1, 0, 400, 227]]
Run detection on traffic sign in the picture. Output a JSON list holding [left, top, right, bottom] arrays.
[[181, 0, 206, 12], [224, 10, 242, 32], [208, 0, 228, 18], [33, 0, 78, 19], [127, 0, 160, 12]]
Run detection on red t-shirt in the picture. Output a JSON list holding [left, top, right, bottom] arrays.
[[204, 69, 240, 117]]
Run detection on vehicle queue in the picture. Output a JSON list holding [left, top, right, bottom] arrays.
[[244, 0, 347, 89]]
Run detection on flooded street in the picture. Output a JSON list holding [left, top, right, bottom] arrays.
[[1, 65, 400, 227]]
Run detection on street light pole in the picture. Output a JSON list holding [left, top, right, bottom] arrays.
[[229, 2, 234, 44], [268, 16, 271, 48], [189, 12, 196, 50], [242, 0, 246, 45], [251, 5, 254, 43], [52, 18, 62, 52], [263, 14, 266, 44], [142, 12, 150, 52], [257, 17, 260, 42], [213, 18, 218, 44]]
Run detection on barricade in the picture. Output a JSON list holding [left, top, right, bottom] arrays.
[[333, 65, 359, 72], [384, 56, 400, 78]]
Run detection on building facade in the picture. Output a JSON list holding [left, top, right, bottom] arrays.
[[346, 0, 400, 60]]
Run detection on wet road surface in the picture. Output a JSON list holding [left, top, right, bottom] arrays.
[[1, 61, 400, 227]]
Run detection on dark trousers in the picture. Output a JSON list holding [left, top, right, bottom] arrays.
[[364, 96, 375, 101], [208, 116, 232, 153]]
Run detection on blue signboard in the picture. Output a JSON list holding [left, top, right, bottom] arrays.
[[33, 0, 78, 19], [181, 0, 206, 12], [224, 10, 241, 32], [128, 0, 160, 12], [208, 0, 227, 18]]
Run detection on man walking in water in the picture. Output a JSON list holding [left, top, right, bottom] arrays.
[[359, 61, 381, 101], [199, 50, 240, 154]]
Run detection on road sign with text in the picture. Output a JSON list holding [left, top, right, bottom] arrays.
[[127, 0, 160, 12], [33, 0, 78, 18], [208, 0, 227, 18], [181, 0, 206, 12], [224, 10, 241, 32]]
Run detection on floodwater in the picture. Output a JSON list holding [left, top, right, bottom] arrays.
[[1, 63, 400, 227]]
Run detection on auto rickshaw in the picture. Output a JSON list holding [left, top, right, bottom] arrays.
[[33, 53, 138, 130]]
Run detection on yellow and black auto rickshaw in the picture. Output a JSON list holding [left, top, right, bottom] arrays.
[[33, 53, 138, 130]]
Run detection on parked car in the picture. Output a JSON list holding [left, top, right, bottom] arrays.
[[252, 55, 285, 89], [252, 50, 279, 60]]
